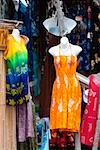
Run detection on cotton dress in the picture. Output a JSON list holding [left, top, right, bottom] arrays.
[[50, 48, 82, 132], [4, 34, 29, 106]]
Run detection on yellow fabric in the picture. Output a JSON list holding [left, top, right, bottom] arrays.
[[50, 53, 82, 132], [4, 34, 26, 60]]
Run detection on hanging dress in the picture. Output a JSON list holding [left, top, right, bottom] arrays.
[[4, 34, 29, 106], [50, 47, 82, 132], [80, 74, 100, 148]]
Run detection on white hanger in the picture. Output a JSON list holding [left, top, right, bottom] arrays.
[[12, 28, 21, 42]]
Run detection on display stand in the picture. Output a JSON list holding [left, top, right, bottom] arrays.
[[0, 20, 22, 150]]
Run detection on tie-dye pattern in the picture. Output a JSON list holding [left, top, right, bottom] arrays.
[[4, 34, 29, 106]]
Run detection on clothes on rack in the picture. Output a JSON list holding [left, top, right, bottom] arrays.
[[3, 2, 39, 149], [18, 0, 40, 96], [29, 38, 40, 97], [16, 78, 38, 149], [10, 0, 40, 97], [67, 1, 92, 75], [17, 102, 38, 150], [39, 33, 58, 118], [90, 2, 100, 74], [50, 129, 75, 148], [80, 74, 100, 148], [16, 99, 34, 142], [4, 34, 29, 106]]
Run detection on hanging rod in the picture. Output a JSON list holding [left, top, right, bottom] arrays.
[[0, 19, 23, 30]]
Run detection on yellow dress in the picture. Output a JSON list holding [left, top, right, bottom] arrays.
[[50, 49, 82, 132]]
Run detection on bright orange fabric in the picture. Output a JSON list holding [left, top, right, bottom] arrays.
[[50, 53, 82, 132]]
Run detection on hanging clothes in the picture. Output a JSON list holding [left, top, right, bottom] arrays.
[[17, 102, 38, 150], [18, 0, 40, 96], [39, 33, 59, 118], [4, 34, 29, 106], [67, 1, 92, 75], [90, 2, 100, 74], [17, 99, 34, 142], [50, 48, 82, 131], [50, 129, 75, 149], [80, 74, 100, 147]]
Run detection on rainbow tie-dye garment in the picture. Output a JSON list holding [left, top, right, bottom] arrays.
[[4, 34, 29, 106]]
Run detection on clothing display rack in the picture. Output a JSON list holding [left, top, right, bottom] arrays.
[[0, 19, 22, 150], [0, 1, 99, 150], [46, 0, 99, 149]]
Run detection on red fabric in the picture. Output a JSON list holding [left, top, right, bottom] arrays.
[[87, 6, 92, 19], [80, 75, 100, 147]]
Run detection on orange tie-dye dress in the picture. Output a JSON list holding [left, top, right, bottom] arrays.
[[50, 50, 82, 132]]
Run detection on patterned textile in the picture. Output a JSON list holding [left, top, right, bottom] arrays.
[[29, 43, 40, 96], [18, 0, 40, 96], [17, 99, 34, 142], [80, 75, 100, 147], [50, 129, 75, 149], [37, 117, 50, 150], [67, 1, 92, 74], [19, 0, 27, 14], [38, 130, 49, 150], [17, 102, 38, 150], [4, 34, 29, 106], [50, 48, 82, 131]]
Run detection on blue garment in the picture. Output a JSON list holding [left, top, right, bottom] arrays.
[[20, 1, 27, 14], [38, 130, 49, 150], [18, 0, 40, 96], [68, 3, 92, 74]]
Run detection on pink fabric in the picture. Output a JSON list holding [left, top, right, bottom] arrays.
[[80, 75, 100, 147]]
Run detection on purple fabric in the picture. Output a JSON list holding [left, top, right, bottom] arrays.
[[17, 98, 34, 142]]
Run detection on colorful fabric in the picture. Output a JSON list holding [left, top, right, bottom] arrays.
[[17, 102, 38, 150], [50, 129, 75, 148], [17, 99, 34, 142], [19, 0, 27, 14], [38, 130, 49, 150], [4, 34, 29, 106], [29, 47, 40, 96], [80, 75, 100, 147], [67, 2, 92, 74], [50, 48, 82, 132], [18, 0, 40, 97]]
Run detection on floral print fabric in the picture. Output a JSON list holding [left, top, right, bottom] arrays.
[[50, 129, 75, 149], [50, 52, 82, 132]]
